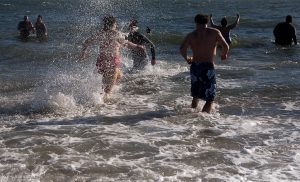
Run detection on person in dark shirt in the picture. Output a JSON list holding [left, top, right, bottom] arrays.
[[17, 16, 34, 40], [273, 15, 297, 46], [210, 14, 240, 45], [127, 19, 156, 71], [34, 15, 47, 41]]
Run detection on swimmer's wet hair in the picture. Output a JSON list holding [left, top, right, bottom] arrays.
[[194, 13, 209, 25], [102, 16, 116, 31]]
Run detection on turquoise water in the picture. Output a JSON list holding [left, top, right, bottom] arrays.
[[0, 0, 299, 181]]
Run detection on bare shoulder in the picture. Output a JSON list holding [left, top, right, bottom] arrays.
[[207, 27, 221, 34], [187, 30, 197, 38]]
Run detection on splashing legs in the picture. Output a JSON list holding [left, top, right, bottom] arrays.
[[102, 68, 121, 103], [191, 97, 199, 108], [192, 97, 213, 113], [202, 101, 213, 113]]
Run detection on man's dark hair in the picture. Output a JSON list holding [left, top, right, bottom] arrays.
[[129, 19, 138, 27], [194, 14, 209, 25], [102, 16, 116, 31], [221, 17, 227, 26], [286, 15, 292, 23]]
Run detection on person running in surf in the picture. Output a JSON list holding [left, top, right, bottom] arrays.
[[180, 13, 229, 113], [80, 16, 144, 102], [210, 14, 240, 45], [126, 19, 156, 71]]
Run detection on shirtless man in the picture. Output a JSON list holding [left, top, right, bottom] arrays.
[[210, 14, 240, 45], [80, 16, 144, 102], [180, 13, 229, 113]]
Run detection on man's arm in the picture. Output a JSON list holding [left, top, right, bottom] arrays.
[[180, 34, 192, 64], [210, 14, 218, 28], [29, 22, 35, 33], [216, 31, 229, 60], [228, 14, 240, 29], [292, 27, 297, 45], [116, 31, 144, 49], [293, 35, 297, 45], [42, 23, 47, 35], [124, 40, 144, 49], [140, 33, 156, 65]]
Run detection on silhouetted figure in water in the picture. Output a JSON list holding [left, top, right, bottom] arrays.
[[17, 16, 34, 40], [210, 14, 240, 45], [34, 15, 48, 41], [273, 15, 297, 46]]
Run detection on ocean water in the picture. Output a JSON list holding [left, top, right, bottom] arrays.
[[0, 0, 299, 181]]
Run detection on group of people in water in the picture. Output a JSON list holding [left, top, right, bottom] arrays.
[[17, 15, 47, 41], [18, 13, 297, 113]]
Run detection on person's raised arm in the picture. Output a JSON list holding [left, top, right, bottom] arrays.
[[210, 14, 218, 28], [228, 13, 240, 29], [216, 31, 229, 60], [180, 34, 192, 64]]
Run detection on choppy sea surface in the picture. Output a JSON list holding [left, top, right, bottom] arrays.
[[0, 0, 299, 181]]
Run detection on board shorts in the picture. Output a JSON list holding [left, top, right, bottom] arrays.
[[190, 62, 216, 102], [96, 56, 120, 74]]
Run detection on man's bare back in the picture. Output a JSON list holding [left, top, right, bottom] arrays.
[[187, 27, 225, 62], [180, 24, 228, 64]]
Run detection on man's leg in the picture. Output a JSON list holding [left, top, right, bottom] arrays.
[[202, 101, 213, 113], [191, 97, 199, 108]]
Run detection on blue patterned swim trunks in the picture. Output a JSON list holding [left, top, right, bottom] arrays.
[[190, 62, 216, 101]]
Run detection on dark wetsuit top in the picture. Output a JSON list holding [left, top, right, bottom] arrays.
[[273, 22, 297, 45], [127, 31, 155, 69], [17, 21, 34, 38]]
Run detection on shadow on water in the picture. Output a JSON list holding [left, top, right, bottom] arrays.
[[13, 109, 174, 130]]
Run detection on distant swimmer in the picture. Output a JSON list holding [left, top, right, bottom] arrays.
[[126, 19, 156, 71], [17, 16, 34, 40], [273, 15, 297, 46], [180, 13, 229, 113], [80, 16, 145, 102], [210, 14, 240, 45], [34, 15, 48, 41]]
